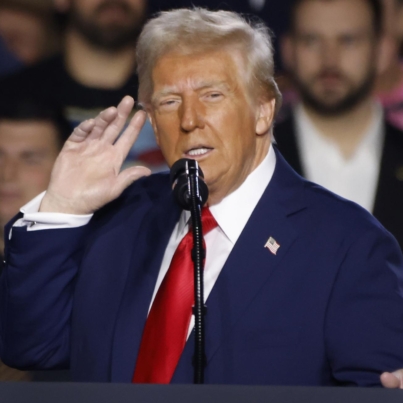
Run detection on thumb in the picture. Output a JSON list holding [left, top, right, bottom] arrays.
[[380, 371, 403, 388], [115, 165, 152, 194]]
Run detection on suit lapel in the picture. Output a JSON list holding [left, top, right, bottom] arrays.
[[110, 188, 181, 382], [203, 151, 307, 366], [110, 151, 308, 382]]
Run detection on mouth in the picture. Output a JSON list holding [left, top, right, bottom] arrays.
[[316, 73, 345, 86], [184, 147, 213, 159], [96, 4, 131, 21]]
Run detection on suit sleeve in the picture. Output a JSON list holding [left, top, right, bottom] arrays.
[[0, 223, 89, 370], [325, 226, 403, 386]]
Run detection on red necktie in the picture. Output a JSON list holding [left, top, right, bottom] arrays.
[[132, 207, 218, 384]]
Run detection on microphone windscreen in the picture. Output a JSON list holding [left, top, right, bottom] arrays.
[[170, 159, 208, 209]]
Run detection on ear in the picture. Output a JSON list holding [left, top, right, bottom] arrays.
[[280, 34, 295, 73], [53, 0, 70, 13], [375, 34, 394, 75], [256, 98, 276, 136]]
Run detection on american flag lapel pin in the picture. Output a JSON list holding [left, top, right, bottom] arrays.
[[265, 237, 280, 255]]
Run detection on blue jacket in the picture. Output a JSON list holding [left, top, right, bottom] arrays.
[[1, 149, 403, 385]]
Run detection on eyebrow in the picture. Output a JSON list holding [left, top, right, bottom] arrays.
[[152, 80, 231, 103]]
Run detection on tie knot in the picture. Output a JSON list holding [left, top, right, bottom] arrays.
[[201, 207, 218, 235]]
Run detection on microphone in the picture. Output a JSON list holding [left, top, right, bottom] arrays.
[[170, 159, 209, 210]]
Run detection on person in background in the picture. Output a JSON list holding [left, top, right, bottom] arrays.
[[0, 0, 59, 67], [0, 35, 22, 77], [0, 99, 71, 382], [1, 8, 403, 387], [0, 0, 165, 172], [0, 99, 70, 271], [275, 0, 403, 250], [375, 0, 403, 130], [163, 0, 291, 69]]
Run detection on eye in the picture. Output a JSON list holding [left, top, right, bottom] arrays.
[[339, 35, 358, 47], [299, 35, 321, 48], [203, 92, 223, 102], [158, 98, 180, 111], [21, 153, 46, 165], [161, 99, 177, 105]]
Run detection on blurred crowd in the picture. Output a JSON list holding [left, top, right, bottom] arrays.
[[0, 0, 402, 382]]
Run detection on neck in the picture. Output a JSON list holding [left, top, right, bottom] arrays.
[[302, 98, 375, 159], [64, 29, 137, 89], [207, 138, 271, 206]]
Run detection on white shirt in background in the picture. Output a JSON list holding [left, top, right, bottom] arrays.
[[295, 103, 384, 212]]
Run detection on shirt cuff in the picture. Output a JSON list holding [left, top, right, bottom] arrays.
[[13, 191, 93, 232]]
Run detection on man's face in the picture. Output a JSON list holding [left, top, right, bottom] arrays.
[[0, 121, 60, 226], [148, 50, 274, 205], [68, 0, 146, 50], [284, 0, 379, 115], [0, 8, 47, 64]]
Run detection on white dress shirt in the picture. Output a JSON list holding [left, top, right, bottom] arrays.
[[14, 146, 277, 337], [295, 103, 384, 212]]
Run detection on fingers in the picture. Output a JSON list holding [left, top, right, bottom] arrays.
[[102, 96, 135, 143], [380, 372, 403, 388], [68, 96, 136, 145], [115, 165, 152, 194], [115, 109, 148, 161], [69, 119, 96, 143], [87, 106, 118, 140]]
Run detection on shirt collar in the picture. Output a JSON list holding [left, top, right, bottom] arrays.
[[295, 102, 384, 160], [178, 145, 276, 244]]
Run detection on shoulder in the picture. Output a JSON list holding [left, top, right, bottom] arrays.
[[303, 178, 397, 248], [128, 171, 170, 194], [94, 172, 171, 217]]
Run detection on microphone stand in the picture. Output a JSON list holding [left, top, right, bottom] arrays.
[[187, 164, 207, 384], [170, 158, 208, 384]]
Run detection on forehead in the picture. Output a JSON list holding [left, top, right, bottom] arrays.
[[151, 49, 248, 96], [0, 120, 59, 151], [294, 0, 374, 34]]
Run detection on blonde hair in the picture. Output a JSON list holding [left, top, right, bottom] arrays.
[[136, 8, 282, 115]]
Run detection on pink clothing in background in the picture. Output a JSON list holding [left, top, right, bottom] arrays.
[[378, 63, 403, 131]]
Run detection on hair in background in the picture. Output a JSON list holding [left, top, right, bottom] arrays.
[[287, 0, 383, 36], [0, 98, 71, 147]]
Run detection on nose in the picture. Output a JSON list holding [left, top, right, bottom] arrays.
[[179, 96, 205, 133], [321, 41, 340, 68]]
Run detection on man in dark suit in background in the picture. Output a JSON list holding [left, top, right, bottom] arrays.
[[276, 0, 403, 249], [1, 8, 403, 387]]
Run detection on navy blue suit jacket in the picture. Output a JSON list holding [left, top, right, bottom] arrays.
[[1, 149, 403, 385]]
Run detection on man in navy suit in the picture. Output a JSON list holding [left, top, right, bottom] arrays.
[[1, 8, 403, 387]]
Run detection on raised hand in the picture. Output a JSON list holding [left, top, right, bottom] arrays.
[[40, 96, 152, 215]]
